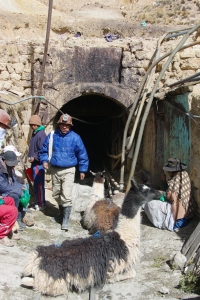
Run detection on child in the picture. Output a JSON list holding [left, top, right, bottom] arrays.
[[28, 115, 46, 210]]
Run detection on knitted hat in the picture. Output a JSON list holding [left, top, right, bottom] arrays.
[[29, 115, 41, 126]]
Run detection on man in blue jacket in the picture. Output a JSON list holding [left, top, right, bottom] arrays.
[[40, 114, 89, 231]]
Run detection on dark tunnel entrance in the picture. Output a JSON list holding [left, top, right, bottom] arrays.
[[54, 94, 126, 174]]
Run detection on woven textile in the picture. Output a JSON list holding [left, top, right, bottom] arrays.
[[167, 171, 194, 218]]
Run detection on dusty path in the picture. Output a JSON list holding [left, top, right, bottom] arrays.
[[0, 186, 200, 300]]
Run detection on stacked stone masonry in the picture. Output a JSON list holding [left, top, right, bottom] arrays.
[[0, 35, 200, 209]]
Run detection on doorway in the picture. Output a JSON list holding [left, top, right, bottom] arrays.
[[54, 94, 126, 173]]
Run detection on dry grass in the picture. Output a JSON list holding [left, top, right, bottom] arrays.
[[134, 0, 199, 25]]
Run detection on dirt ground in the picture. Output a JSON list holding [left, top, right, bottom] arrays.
[[0, 186, 200, 300], [0, 0, 199, 40]]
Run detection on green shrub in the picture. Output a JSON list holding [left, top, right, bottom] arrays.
[[179, 272, 200, 294]]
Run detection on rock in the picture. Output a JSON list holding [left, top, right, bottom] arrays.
[[159, 286, 169, 294], [170, 251, 187, 270], [22, 213, 35, 227]]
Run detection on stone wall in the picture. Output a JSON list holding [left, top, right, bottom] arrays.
[[0, 35, 200, 208]]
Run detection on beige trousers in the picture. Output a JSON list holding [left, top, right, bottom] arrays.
[[50, 165, 75, 207]]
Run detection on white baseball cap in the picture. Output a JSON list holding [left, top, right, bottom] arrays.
[[3, 145, 22, 157]]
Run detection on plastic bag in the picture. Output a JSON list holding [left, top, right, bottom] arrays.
[[159, 195, 166, 202], [19, 189, 31, 208]]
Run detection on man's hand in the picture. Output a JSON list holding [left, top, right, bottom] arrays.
[[21, 187, 26, 192], [28, 157, 34, 163], [80, 173, 85, 180], [43, 162, 49, 170], [24, 178, 28, 184]]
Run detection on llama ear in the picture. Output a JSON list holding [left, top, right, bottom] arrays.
[[131, 176, 139, 190], [90, 170, 96, 176]]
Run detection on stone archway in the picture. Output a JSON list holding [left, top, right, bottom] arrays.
[[41, 82, 134, 124]]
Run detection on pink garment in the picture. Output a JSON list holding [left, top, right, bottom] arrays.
[[0, 196, 18, 239]]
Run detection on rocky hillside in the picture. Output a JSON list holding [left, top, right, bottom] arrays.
[[0, 0, 199, 40]]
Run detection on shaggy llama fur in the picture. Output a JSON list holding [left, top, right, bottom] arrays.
[[83, 172, 121, 234], [83, 172, 105, 232], [21, 179, 159, 297], [88, 199, 121, 234]]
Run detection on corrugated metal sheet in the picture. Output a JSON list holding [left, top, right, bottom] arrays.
[[164, 93, 190, 167]]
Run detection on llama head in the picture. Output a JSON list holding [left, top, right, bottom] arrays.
[[121, 177, 159, 219], [131, 177, 160, 203], [90, 170, 105, 184]]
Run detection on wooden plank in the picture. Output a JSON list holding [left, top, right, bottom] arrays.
[[193, 246, 200, 272], [185, 232, 200, 264], [181, 222, 200, 255]]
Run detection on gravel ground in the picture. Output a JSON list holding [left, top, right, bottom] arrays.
[[0, 187, 200, 300]]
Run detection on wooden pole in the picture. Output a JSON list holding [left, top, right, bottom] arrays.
[[33, 0, 53, 114]]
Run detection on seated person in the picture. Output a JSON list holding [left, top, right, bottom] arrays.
[[0, 150, 27, 230], [144, 158, 194, 231], [0, 196, 18, 247]]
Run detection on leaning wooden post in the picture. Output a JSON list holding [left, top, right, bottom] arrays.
[[33, 0, 53, 115]]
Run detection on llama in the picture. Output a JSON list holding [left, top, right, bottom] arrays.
[[85, 198, 121, 234], [83, 171, 121, 234], [83, 170, 151, 234], [21, 178, 159, 297], [83, 171, 107, 233]]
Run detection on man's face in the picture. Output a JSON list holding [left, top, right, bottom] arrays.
[[30, 124, 39, 131], [5, 164, 15, 170], [168, 171, 174, 177], [59, 123, 71, 134]]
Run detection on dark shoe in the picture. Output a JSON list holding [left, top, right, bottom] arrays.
[[18, 220, 26, 231], [8, 231, 21, 240], [61, 206, 72, 231], [50, 205, 63, 224]]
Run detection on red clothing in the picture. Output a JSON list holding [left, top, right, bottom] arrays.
[[0, 196, 18, 239]]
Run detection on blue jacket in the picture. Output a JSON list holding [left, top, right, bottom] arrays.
[[40, 129, 89, 172], [0, 158, 24, 197]]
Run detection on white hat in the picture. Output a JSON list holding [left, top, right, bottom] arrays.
[[3, 145, 22, 157]]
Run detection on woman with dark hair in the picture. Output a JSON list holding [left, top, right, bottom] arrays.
[[144, 158, 194, 231]]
